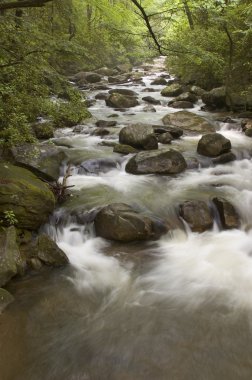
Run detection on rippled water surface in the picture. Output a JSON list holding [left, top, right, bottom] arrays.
[[1, 57, 252, 380]]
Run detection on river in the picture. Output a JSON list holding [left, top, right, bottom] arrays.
[[1, 57, 252, 380]]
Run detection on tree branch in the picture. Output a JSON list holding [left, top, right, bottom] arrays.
[[0, 0, 52, 11]]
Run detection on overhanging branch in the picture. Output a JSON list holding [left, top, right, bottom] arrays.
[[0, 0, 53, 11]]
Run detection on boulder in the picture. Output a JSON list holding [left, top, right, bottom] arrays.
[[0, 163, 55, 230], [142, 96, 161, 105], [143, 105, 156, 113], [32, 122, 54, 139], [197, 133, 231, 157], [245, 128, 252, 137], [0, 288, 14, 312], [108, 89, 138, 96], [212, 197, 240, 229], [189, 85, 206, 97], [113, 144, 139, 155], [170, 101, 194, 109], [153, 125, 183, 139], [0, 227, 24, 287], [125, 149, 187, 175], [95, 92, 109, 100], [212, 152, 236, 165], [151, 77, 167, 85], [173, 92, 198, 103], [161, 84, 184, 97], [179, 201, 213, 232], [95, 120, 117, 128], [162, 111, 215, 133], [119, 123, 158, 150], [105, 93, 139, 108], [202, 87, 226, 109], [157, 132, 173, 144], [78, 158, 118, 174], [35, 234, 68, 267], [7, 143, 65, 182], [73, 71, 101, 84], [108, 75, 130, 84], [94, 203, 166, 242]]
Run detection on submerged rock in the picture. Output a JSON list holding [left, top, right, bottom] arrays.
[[197, 133, 231, 157], [212, 197, 240, 229], [0, 163, 55, 230], [95, 120, 117, 128], [179, 200, 213, 232], [143, 105, 156, 112], [105, 93, 139, 108], [79, 158, 118, 174], [212, 152, 236, 165], [162, 111, 215, 133], [94, 203, 167, 242], [125, 149, 187, 175], [119, 123, 158, 150]]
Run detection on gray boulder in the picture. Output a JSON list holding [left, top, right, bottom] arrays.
[[151, 77, 167, 85], [202, 87, 226, 109], [105, 93, 139, 108], [197, 133, 231, 157], [113, 144, 139, 155], [126, 149, 187, 175], [170, 101, 194, 109], [179, 201, 213, 232], [142, 96, 161, 105], [157, 132, 173, 144], [108, 88, 137, 96], [212, 152, 236, 165], [162, 111, 215, 133], [119, 123, 158, 150], [94, 203, 166, 242], [153, 125, 183, 139], [78, 158, 118, 174], [143, 105, 156, 112]]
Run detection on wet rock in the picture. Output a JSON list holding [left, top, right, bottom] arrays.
[[113, 144, 139, 155], [197, 133, 231, 157], [151, 77, 167, 85], [170, 101, 194, 109], [85, 99, 96, 107], [108, 75, 130, 84], [142, 96, 161, 105], [143, 105, 156, 112], [142, 88, 157, 93], [162, 111, 215, 133], [95, 92, 109, 100], [179, 200, 213, 232], [170, 92, 198, 104], [32, 122, 54, 139], [212, 152, 236, 165], [161, 83, 184, 97], [94, 203, 166, 242], [108, 114, 119, 118], [212, 197, 240, 229], [189, 85, 206, 97], [186, 157, 200, 169], [0, 288, 14, 312], [245, 128, 252, 137], [73, 71, 102, 84], [105, 93, 139, 108], [202, 87, 226, 109], [91, 128, 110, 136], [108, 88, 138, 97], [126, 149, 187, 175], [130, 72, 144, 82], [119, 123, 158, 150], [0, 163, 55, 230], [79, 158, 118, 174], [217, 116, 236, 124], [157, 132, 173, 144], [35, 234, 69, 267], [95, 120, 117, 128], [153, 125, 183, 139], [0, 227, 24, 286], [6, 143, 66, 182]]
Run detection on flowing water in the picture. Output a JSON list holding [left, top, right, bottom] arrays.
[[1, 57, 252, 380]]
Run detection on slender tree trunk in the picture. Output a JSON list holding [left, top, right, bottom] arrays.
[[182, 0, 194, 30]]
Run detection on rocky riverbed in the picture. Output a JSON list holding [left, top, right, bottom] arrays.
[[1, 57, 252, 380]]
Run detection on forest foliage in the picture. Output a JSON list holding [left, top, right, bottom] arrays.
[[0, 0, 251, 146]]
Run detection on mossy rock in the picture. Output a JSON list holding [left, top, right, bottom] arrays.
[[162, 111, 215, 133], [161, 84, 184, 97], [0, 163, 55, 230], [32, 122, 54, 140]]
